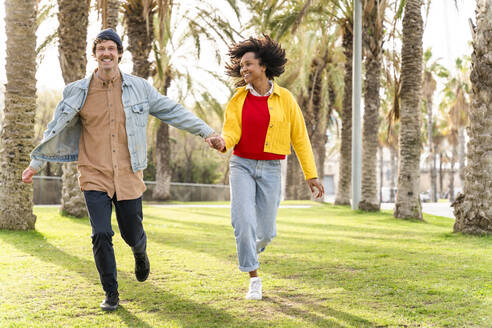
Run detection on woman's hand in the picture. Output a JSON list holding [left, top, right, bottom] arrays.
[[307, 178, 324, 199]]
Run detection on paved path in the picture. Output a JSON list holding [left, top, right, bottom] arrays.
[[148, 204, 313, 209], [145, 202, 456, 218], [36, 204, 314, 209], [381, 202, 454, 218], [37, 201, 454, 218]]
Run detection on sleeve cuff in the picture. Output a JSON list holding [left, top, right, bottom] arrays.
[[201, 126, 215, 139], [29, 159, 46, 172]]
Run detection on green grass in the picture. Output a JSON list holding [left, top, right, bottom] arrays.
[[0, 202, 490, 328]]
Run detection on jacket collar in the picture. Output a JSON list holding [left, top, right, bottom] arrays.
[[235, 80, 281, 97], [75, 69, 130, 89], [272, 81, 280, 96]]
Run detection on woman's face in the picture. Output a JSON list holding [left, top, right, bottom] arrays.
[[240, 52, 267, 85]]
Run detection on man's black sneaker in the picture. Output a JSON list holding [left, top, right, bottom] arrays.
[[100, 291, 119, 311], [134, 252, 150, 282]]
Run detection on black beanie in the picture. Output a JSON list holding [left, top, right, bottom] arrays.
[[96, 28, 122, 49]]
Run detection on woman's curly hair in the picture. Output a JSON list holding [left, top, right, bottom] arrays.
[[225, 35, 287, 87]]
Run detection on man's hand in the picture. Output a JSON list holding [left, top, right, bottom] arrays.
[[307, 178, 325, 199], [205, 133, 225, 152], [22, 167, 37, 184]]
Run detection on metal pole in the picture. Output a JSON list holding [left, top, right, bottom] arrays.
[[352, 0, 362, 210]]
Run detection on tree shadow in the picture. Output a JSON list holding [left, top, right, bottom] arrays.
[[142, 214, 489, 323], [147, 212, 487, 272], [0, 230, 267, 328], [264, 293, 375, 327], [117, 306, 154, 328], [28, 207, 490, 326]]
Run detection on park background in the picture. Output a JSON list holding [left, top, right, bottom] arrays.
[[0, 0, 491, 327]]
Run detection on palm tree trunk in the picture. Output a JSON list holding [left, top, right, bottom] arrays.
[[431, 151, 437, 200], [390, 147, 397, 201], [153, 123, 171, 200], [448, 146, 456, 202], [0, 0, 37, 230], [439, 152, 443, 198], [286, 53, 328, 200], [452, 0, 492, 235], [334, 23, 352, 205], [152, 75, 172, 200], [125, 1, 154, 78], [124, 2, 171, 200], [458, 127, 465, 182], [427, 95, 437, 202], [394, 0, 423, 220], [106, 0, 120, 30], [309, 58, 329, 185], [58, 0, 89, 218], [379, 146, 384, 203], [360, 3, 383, 211], [285, 149, 311, 200]]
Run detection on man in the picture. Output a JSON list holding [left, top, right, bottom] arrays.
[[22, 29, 224, 311]]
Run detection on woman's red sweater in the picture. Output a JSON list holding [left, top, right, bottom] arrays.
[[233, 92, 286, 160]]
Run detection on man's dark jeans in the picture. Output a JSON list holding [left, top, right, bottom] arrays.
[[83, 191, 147, 293]]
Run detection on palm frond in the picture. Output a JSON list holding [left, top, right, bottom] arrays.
[[37, 1, 56, 27]]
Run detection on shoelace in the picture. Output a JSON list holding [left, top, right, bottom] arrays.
[[250, 280, 261, 290]]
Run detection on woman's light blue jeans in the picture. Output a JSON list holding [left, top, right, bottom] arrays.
[[229, 155, 282, 272]]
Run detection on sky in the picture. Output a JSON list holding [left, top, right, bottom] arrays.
[[0, 0, 478, 97], [421, 0, 475, 69]]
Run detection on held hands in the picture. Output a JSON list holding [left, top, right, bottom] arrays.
[[21, 167, 37, 184], [307, 178, 325, 199], [205, 133, 225, 152]]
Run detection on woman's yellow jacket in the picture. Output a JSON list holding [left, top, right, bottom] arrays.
[[221, 82, 318, 180]]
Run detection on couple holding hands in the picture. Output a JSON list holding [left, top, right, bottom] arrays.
[[22, 29, 324, 311]]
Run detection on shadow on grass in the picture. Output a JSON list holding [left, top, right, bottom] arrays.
[[148, 211, 489, 267], [1, 220, 375, 327], [143, 214, 489, 321], [265, 294, 375, 328], [117, 306, 154, 328], [0, 230, 267, 328], [32, 206, 491, 326]]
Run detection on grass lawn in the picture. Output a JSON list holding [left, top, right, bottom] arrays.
[[0, 202, 490, 327]]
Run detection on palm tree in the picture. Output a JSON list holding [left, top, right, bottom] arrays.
[[123, 0, 240, 199], [123, 0, 170, 199], [283, 27, 340, 200], [123, 0, 154, 78], [440, 57, 471, 201], [334, 17, 353, 205], [57, 0, 90, 218], [394, 0, 423, 220], [452, 0, 491, 235], [279, 0, 356, 205], [358, 0, 387, 211], [0, 0, 38, 229], [96, 0, 120, 29], [286, 42, 330, 200], [150, 2, 171, 200], [107, 0, 120, 29], [380, 20, 402, 203], [444, 57, 471, 183], [421, 48, 444, 202], [447, 127, 458, 201]]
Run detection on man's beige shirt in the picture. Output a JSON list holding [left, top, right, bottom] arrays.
[[77, 71, 146, 200]]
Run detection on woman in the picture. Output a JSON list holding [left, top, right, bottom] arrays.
[[217, 35, 324, 300]]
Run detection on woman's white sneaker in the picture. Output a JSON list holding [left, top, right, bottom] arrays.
[[245, 277, 262, 300]]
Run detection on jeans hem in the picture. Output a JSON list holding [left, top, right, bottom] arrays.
[[239, 264, 259, 272]]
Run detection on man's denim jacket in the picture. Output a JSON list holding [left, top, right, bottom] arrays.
[[30, 72, 215, 172]]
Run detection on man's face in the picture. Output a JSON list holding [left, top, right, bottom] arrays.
[[94, 40, 121, 72]]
